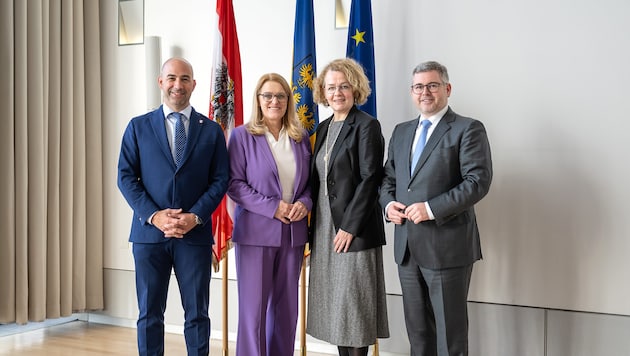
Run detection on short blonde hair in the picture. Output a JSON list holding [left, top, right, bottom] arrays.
[[247, 73, 304, 142], [313, 58, 371, 106]]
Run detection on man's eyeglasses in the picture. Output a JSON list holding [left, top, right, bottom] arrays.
[[325, 84, 352, 94], [411, 82, 444, 94], [258, 93, 288, 102]]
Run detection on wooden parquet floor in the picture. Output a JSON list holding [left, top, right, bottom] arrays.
[[0, 321, 330, 355]]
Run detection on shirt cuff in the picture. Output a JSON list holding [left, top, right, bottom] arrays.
[[424, 202, 435, 220], [147, 211, 157, 225]]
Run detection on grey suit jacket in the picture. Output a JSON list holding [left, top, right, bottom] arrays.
[[380, 107, 492, 269]]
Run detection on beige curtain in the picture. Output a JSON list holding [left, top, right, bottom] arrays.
[[0, 0, 104, 324]]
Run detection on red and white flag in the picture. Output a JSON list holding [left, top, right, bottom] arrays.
[[209, 0, 242, 271]]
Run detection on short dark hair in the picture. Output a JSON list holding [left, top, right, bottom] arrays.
[[412, 61, 449, 83]]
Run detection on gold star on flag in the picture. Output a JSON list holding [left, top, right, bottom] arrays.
[[351, 28, 366, 46]]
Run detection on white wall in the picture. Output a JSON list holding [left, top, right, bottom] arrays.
[[101, 0, 630, 353]]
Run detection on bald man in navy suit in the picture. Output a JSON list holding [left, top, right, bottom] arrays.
[[380, 61, 492, 356], [118, 57, 229, 356]]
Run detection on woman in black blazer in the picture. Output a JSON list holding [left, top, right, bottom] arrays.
[[306, 58, 389, 356]]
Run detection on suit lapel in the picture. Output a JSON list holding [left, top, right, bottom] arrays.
[[290, 138, 302, 200], [327, 106, 359, 173], [179, 109, 203, 169], [328, 117, 352, 171], [402, 118, 419, 177], [411, 108, 454, 178], [254, 133, 281, 187], [149, 107, 175, 166]]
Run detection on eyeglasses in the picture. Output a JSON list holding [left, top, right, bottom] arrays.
[[258, 93, 288, 102], [325, 84, 352, 94], [411, 82, 444, 94]]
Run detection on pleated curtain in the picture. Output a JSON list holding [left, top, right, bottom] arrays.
[[0, 0, 104, 324]]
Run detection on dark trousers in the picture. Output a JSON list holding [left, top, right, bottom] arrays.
[[133, 239, 213, 356], [398, 252, 473, 356]]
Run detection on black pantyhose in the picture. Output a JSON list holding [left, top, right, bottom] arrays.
[[337, 345, 369, 356]]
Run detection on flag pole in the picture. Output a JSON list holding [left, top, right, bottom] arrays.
[[346, 2, 379, 354], [292, 0, 317, 351], [299, 257, 307, 356], [211, 1, 241, 355], [222, 256, 229, 356]]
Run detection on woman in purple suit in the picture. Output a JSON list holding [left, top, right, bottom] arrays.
[[227, 73, 312, 356]]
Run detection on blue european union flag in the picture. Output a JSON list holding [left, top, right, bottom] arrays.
[[291, 0, 318, 139], [346, 0, 376, 117]]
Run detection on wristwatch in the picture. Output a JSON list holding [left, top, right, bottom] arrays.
[[194, 214, 203, 225]]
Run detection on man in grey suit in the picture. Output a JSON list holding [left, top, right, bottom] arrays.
[[380, 61, 492, 356]]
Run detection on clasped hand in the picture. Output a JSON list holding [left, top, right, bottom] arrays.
[[274, 201, 309, 225], [387, 201, 429, 225], [153, 208, 197, 238]]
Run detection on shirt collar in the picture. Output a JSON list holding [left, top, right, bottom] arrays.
[[419, 105, 449, 126], [163, 105, 193, 121], [264, 127, 287, 141]]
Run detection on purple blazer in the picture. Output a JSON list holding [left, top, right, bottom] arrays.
[[227, 125, 312, 247]]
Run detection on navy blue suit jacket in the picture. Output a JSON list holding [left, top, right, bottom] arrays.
[[117, 105, 229, 245]]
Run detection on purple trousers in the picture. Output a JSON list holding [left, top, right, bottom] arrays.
[[234, 224, 305, 356]]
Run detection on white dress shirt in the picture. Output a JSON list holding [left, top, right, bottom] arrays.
[[163, 106, 193, 157]]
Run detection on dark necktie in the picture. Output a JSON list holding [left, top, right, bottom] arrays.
[[410, 119, 432, 174], [172, 112, 186, 167]]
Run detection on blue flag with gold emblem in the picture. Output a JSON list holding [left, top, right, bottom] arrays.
[[346, 0, 376, 117], [291, 0, 318, 143]]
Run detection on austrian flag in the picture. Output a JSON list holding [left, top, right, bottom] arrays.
[[209, 0, 243, 271]]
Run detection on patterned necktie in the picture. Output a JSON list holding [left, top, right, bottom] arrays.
[[410, 119, 432, 174], [172, 112, 186, 167]]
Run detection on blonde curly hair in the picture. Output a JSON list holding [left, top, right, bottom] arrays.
[[312, 58, 371, 107]]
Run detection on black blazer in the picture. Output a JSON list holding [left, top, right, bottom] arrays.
[[310, 106, 386, 252]]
